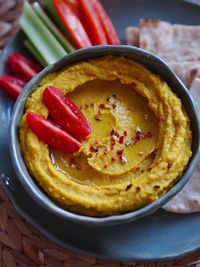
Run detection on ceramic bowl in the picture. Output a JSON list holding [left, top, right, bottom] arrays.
[[9, 46, 200, 226]]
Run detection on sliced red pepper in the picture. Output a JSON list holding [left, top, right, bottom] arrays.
[[52, 0, 92, 49], [93, 0, 120, 45], [42, 86, 92, 138], [0, 74, 26, 100], [63, 0, 80, 18], [26, 111, 81, 153], [79, 0, 107, 45], [8, 53, 42, 82]]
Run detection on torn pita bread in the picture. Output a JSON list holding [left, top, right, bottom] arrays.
[[163, 77, 200, 213], [139, 19, 200, 62], [169, 62, 200, 88], [126, 26, 139, 46]]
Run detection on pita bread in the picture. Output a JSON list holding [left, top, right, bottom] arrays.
[[139, 19, 200, 62], [169, 61, 200, 88], [126, 19, 200, 213], [163, 78, 200, 213], [126, 26, 139, 46]]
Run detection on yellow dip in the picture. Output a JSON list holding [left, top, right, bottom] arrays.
[[19, 56, 192, 216]]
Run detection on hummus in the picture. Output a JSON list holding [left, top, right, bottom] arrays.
[[19, 56, 192, 216]]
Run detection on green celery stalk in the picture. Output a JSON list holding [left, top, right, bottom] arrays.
[[44, 0, 76, 47], [20, 1, 67, 65], [33, 2, 75, 53], [24, 39, 47, 67]]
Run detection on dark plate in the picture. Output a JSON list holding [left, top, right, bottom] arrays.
[[1, 0, 200, 261]]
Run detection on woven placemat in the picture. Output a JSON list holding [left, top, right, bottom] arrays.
[[1, 1, 200, 266]]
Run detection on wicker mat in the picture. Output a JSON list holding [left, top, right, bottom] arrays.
[[1, 1, 200, 266]]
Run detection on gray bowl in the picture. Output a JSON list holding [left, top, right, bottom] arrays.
[[9, 46, 200, 226]]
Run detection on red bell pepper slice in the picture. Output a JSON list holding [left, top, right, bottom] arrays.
[[8, 53, 42, 82], [52, 0, 92, 49], [0, 74, 26, 100], [26, 111, 81, 153], [93, 0, 120, 45], [63, 0, 80, 18], [79, 0, 107, 45], [43, 86, 92, 139]]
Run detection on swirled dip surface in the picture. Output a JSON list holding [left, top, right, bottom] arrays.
[[19, 56, 192, 216]]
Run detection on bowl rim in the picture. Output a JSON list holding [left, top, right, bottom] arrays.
[[9, 45, 200, 226]]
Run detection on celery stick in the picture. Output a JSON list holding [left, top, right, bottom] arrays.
[[33, 2, 75, 53], [20, 1, 67, 65], [24, 39, 47, 67], [44, 0, 76, 47]]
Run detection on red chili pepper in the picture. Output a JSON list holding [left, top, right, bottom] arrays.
[[52, 0, 92, 48], [26, 112, 81, 153], [93, 0, 120, 45], [43, 86, 92, 138], [119, 136, 124, 144], [8, 53, 42, 82], [0, 74, 26, 100], [79, 0, 107, 45]]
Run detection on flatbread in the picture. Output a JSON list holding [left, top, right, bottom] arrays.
[[139, 19, 200, 62], [163, 78, 200, 213], [125, 19, 200, 213], [169, 61, 200, 88], [126, 26, 139, 46]]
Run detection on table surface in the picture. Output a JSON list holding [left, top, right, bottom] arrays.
[[1, 1, 200, 266]]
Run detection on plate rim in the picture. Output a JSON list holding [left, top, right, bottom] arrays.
[[1, 0, 200, 261]]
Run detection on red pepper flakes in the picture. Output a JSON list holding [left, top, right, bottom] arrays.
[[136, 186, 141, 193], [114, 131, 119, 137], [167, 163, 173, 169], [95, 140, 99, 144], [95, 115, 101, 121], [124, 131, 127, 136], [111, 140, 116, 146], [104, 164, 108, 169], [112, 93, 117, 98], [90, 145, 98, 153], [107, 97, 110, 102], [154, 161, 159, 166], [132, 82, 137, 87], [104, 148, 107, 155], [79, 105, 83, 110], [120, 156, 127, 164], [110, 129, 115, 136], [154, 185, 160, 190], [99, 103, 105, 109], [147, 167, 152, 172], [111, 140, 116, 151], [126, 184, 132, 191], [76, 163, 82, 170], [119, 136, 124, 144], [111, 156, 116, 162], [85, 104, 89, 109], [117, 149, 123, 156], [112, 103, 117, 109]]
